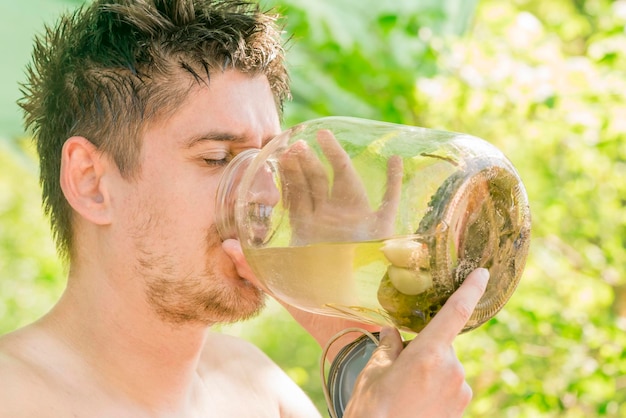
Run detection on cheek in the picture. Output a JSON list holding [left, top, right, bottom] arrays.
[[120, 161, 222, 238], [147, 186, 221, 251], [194, 176, 221, 227], [147, 172, 213, 221]]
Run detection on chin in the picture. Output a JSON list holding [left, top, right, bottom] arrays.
[[145, 268, 266, 326], [212, 282, 267, 324], [204, 264, 268, 323], [193, 233, 267, 324]]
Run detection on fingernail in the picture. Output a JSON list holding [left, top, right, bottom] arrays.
[[476, 268, 490, 284]]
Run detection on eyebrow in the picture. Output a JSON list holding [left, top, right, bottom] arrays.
[[184, 131, 246, 148], [184, 131, 278, 148]]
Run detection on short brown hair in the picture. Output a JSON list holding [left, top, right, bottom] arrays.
[[19, 0, 290, 260]]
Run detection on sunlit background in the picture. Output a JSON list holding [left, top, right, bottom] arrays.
[[1, 0, 624, 416]]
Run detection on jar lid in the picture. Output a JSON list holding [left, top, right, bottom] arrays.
[[418, 156, 532, 332], [326, 333, 379, 418]]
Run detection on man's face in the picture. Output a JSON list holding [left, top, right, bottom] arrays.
[[114, 70, 281, 325]]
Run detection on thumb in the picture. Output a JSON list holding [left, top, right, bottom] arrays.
[[368, 327, 403, 368]]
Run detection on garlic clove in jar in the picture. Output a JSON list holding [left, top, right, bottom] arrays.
[[387, 265, 433, 295]]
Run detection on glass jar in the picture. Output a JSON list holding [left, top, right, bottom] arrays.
[[216, 116, 531, 334]]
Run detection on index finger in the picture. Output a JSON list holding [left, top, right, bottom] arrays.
[[417, 268, 490, 345]]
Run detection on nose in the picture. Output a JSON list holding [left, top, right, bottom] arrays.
[[249, 161, 280, 208], [245, 161, 281, 244]]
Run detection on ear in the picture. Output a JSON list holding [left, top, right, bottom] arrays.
[[60, 136, 112, 225]]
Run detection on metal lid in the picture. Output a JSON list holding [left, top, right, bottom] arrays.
[[326, 333, 379, 418], [420, 157, 531, 332]]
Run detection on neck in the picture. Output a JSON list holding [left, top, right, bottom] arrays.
[[40, 260, 211, 411]]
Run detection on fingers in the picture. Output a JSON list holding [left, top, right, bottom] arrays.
[[316, 130, 368, 200], [417, 268, 490, 345], [279, 140, 328, 214], [282, 130, 404, 243], [376, 155, 403, 232], [317, 129, 403, 224], [376, 327, 404, 361], [315, 129, 352, 175], [364, 327, 403, 370]]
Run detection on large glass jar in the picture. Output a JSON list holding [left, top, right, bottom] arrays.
[[216, 116, 531, 334]]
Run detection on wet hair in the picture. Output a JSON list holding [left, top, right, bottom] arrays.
[[19, 0, 290, 260]]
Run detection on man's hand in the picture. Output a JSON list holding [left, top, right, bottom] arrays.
[[279, 129, 403, 244], [343, 268, 490, 418]]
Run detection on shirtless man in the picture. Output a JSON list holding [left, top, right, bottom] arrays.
[[0, 1, 489, 416]]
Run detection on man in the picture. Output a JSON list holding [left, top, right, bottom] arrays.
[[0, 0, 489, 416]]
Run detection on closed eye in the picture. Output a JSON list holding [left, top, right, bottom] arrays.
[[203, 157, 230, 167], [201, 150, 232, 167]]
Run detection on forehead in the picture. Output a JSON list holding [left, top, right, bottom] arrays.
[[145, 70, 281, 147]]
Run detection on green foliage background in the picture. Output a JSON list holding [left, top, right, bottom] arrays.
[[1, 0, 624, 416]]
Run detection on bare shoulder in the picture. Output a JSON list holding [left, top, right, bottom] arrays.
[[0, 329, 42, 386], [199, 331, 322, 418], [0, 329, 60, 416], [0, 325, 99, 417], [202, 331, 266, 357], [198, 331, 287, 385]]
